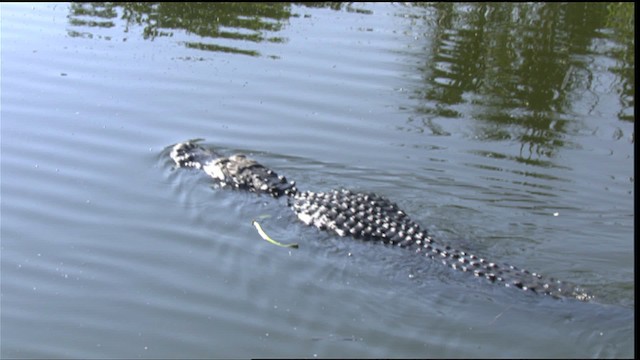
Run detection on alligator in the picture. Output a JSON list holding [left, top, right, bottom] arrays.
[[170, 140, 593, 301]]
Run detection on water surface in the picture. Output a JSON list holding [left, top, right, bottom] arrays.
[[1, 3, 634, 358]]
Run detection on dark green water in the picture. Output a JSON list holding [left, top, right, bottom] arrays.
[[1, 3, 634, 358]]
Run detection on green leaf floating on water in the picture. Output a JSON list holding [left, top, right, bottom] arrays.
[[252, 220, 299, 249]]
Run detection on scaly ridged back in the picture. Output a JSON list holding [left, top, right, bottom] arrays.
[[292, 189, 591, 300]]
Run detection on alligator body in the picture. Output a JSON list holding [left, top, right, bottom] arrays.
[[170, 141, 592, 301]]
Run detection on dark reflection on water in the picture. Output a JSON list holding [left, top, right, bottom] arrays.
[[67, 2, 293, 56], [65, 2, 634, 142], [402, 3, 634, 160], [66, 2, 376, 58], [66, 2, 379, 57]]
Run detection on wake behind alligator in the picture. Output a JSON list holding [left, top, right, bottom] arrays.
[[170, 140, 592, 301]]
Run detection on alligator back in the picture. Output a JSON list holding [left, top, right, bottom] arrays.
[[291, 188, 591, 300]]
